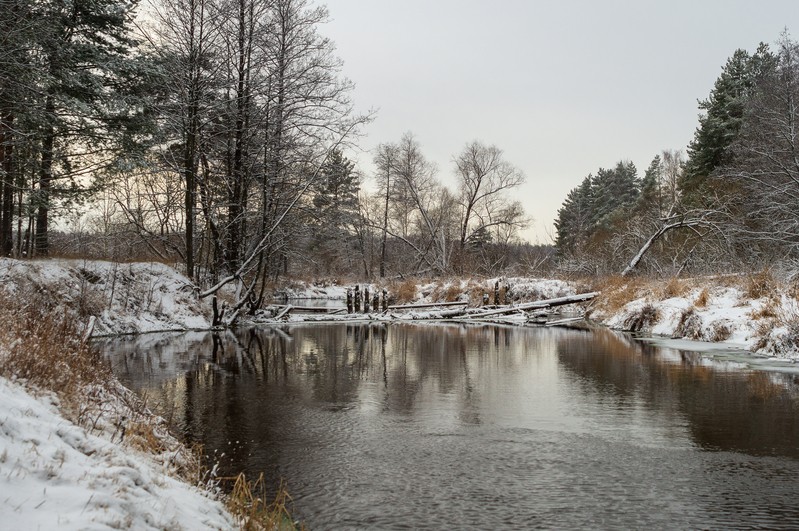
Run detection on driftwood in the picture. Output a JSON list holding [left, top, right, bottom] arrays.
[[462, 292, 598, 319], [272, 304, 344, 313], [274, 305, 293, 320], [388, 301, 468, 311]]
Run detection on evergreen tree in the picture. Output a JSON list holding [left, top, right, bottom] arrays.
[[29, 0, 141, 255], [681, 44, 776, 204], [590, 160, 640, 229], [309, 149, 359, 271], [554, 174, 594, 253]]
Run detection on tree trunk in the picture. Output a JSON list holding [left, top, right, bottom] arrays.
[[36, 97, 56, 257], [0, 112, 14, 256]]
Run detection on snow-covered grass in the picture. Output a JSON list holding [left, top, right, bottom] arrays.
[[0, 377, 234, 530], [0, 258, 211, 336], [588, 273, 799, 359], [0, 263, 298, 530], [0, 282, 236, 529]]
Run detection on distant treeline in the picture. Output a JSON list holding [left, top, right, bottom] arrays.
[[555, 35, 799, 277]]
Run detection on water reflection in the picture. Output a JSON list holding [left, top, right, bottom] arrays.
[[556, 330, 799, 456], [103, 324, 799, 529]]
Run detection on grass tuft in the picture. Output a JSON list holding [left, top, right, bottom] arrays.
[[221, 473, 301, 530], [389, 279, 417, 304], [694, 288, 710, 308], [622, 304, 660, 332], [746, 270, 777, 300], [660, 277, 687, 299]]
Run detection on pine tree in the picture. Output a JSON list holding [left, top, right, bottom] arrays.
[[30, 0, 141, 255], [309, 149, 359, 271], [554, 174, 594, 253], [681, 44, 776, 205]]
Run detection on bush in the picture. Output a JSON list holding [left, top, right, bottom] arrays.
[[623, 304, 660, 332], [746, 270, 777, 300], [674, 308, 704, 340]]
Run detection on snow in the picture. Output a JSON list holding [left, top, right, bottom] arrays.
[[593, 283, 799, 360], [0, 377, 234, 530], [0, 258, 211, 336]]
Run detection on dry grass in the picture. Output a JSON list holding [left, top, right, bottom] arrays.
[[622, 304, 660, 332], [750, 299, 779, 320], [590, 276, 649, 315], [674, 308, 704, 340], [708, 321, 732, 342], [745, 270, 777, 300], [660, 277, 688, 299], [0, 289, 111, 408], [388, 279, 418, 304], [694, 288, 710, 308], [221, 473, 301, 531], [429, 280, 464, 303]]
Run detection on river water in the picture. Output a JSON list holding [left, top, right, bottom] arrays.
[[103, 324, 799, 529]]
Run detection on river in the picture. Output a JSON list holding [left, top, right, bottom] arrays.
[[103, 323, 799, 529]]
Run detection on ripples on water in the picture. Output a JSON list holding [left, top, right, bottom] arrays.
[[104, 324, 799, 529]]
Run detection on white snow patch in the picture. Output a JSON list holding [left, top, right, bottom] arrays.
[[0, 258, 211, 336], [0, 377, 233, 530], [594, 284, 799, 360]]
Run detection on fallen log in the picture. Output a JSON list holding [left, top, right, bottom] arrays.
[[274, 305, 293, 320], [388, 301, 468, 310], [272, 304, 343, 313], [462, 292, 598, 319]]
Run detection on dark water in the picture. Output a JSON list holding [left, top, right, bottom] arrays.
[[103, 324, 799, 530]]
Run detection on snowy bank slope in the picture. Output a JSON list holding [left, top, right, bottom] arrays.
[[0, 258, 210, 336], [590, 278, 799, 359], [0, 377, 233, 530]]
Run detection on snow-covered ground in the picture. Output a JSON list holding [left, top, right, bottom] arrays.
[[0, 258, 211, 336], [0, 377, 234, 530], [590, 279, 799, 360]]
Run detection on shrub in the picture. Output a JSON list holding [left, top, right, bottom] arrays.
[[674, 308, 704, 340], [623, 304, 660, 332], [694, 288, 710, 308]]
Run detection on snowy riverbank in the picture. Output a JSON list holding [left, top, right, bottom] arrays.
[[0, 258, 211, 336], [0, 377, 234, 529], [274, 274, 799, 360], [588, 274, 799, 360], [3, 258, 798, 527]]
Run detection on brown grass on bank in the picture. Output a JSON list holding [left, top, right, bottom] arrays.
[[0, 287, 303, 530], [221, 473, 302, 531], [746, 270, 778, 300], [660, 277, 688, 299], [388, 278, 417, 304], [588, 275, 649, 315], [0, 289, 110, 410], [694, 288, 710, 308], [429, 280, 464, 303]]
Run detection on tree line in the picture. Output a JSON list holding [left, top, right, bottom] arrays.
[[554, 34, 799, 277], [0, 0, 537, 311]]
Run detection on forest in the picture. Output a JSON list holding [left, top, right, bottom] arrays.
[[1, 0, 798, 295], [555, 38, 799, 278]]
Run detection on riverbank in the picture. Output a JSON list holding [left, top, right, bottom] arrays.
[[273, 273, 799, 360], [3, 258, 798, 526], [586, 273, 799, 360], [0, 281, 234, 529], [0, 258, 294, 529]]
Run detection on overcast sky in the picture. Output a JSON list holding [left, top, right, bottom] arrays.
[[321, 0, 798, 243]]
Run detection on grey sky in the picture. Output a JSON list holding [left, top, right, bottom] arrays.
[[322, 0, 798, 243]]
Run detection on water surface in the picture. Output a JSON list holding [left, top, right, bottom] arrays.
[[104, 324, 799, 529]]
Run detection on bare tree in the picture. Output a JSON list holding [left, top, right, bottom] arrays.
[[454, 141, 527, 250]]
